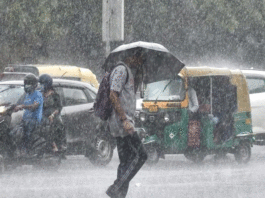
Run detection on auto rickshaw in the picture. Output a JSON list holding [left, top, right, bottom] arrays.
[[135, 66, 255, 164], [3, 64, 99, 88]]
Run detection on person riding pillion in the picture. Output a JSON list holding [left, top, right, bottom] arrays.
[[14, 74, 43, 152], [39, 74, 66, 154]]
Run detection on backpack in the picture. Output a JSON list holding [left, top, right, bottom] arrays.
[[94, 62, 128, 121]]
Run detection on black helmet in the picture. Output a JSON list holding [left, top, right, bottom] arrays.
[[39, 74, 53, 91], [24, 74, 38, 93], [24, 73, 38, 86]]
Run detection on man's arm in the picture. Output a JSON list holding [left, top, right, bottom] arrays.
[[109, 65, 135, 135], [14, 92, 42, 112], [23, 101, 40, 111], [110, 90, 134, 135], [14, 101, 39, 112], [109, 90, 127, 121], [189, 88, 199, 113]]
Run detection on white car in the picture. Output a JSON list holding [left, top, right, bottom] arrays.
[[242, 70, 265, 144]]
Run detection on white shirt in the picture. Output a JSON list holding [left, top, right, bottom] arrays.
[[188, 88, 199, 113]]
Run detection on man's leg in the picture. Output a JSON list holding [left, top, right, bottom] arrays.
[[22, 122, 30, 152], [55, 126, 67, 153], [106, 133, 147, 197], [120, 133, 147, 183], [107, 136, 130, 197]]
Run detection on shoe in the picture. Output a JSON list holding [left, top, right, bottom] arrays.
[[52, 142, 59, 152], [60, 153, 67, 160], [106, 185, 123, 198], [106, 191, 123, 198]]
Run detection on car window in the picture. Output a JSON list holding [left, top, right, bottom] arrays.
[[246, 78, 265, 94], [86, 89, 96, 100], [62, 87, 88, 106], [0, 85, 25, 105]]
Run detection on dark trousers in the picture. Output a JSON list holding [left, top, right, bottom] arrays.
[[22, 120, 39, 150], [40, 117, 66, 152], [106, 133, 147, 198]]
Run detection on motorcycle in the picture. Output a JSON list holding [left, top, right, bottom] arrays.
[[0, 104, 61, 173]]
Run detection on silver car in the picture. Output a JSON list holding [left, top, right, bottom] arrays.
[[0, 79, 115, 166], [242, 70, 265, 145]]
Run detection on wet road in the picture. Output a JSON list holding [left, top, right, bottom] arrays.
[[1, 146, 265, 198]]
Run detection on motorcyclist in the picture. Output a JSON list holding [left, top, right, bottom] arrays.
[[39, 74, 66, 157], [14, 73, 43, 154]]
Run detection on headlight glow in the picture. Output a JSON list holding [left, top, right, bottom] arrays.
[[140, 113, 146, 122], [0, 106, 7, 113], [164, 113, 170, 122]]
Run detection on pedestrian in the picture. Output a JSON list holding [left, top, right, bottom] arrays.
[[38, 74, 66, 156], [106, 49, 148, 198], [14, 74, 43, 154]]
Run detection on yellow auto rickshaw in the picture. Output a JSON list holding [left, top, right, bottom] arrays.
[[135, 66, 255, 164], [4, 64, 99, 88]]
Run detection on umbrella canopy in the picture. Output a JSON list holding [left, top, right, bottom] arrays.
[[102, 41, 185, 84]]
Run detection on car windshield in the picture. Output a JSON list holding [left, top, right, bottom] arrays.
[[0, 73, 27, 81], [144, 78, 185, 101], [0, 85, 24, 105]]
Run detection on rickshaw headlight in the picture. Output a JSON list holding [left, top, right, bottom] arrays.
[[0, 106, 7, 114], [164, 113, 170, 122], [134, 111, 140, 119], [140, 113, 146, 122]]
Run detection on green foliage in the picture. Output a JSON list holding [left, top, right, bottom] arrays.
[[193, 0, 265, 32], [0, 0, 103, 70], [0, 0, 264, 71]]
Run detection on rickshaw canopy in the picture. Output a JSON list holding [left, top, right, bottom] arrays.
[[5, 64, 99, 88], [180, 66, 251, 113]]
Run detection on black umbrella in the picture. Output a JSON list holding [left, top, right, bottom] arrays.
[[102, 41, 185, 84]]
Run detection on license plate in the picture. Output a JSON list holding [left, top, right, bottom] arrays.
[[149, 105, 158, 112]]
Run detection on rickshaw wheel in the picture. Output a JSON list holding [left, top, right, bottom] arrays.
[[0, 141, 9, 174], [145, 146, 159, 166], [234, 142, 251, 164], [184, 150, 206, 163]]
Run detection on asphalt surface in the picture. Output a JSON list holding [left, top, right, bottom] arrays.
[[1, 145, 265, 198]]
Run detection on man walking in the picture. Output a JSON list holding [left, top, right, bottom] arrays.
[[106, 50, 147, 198]]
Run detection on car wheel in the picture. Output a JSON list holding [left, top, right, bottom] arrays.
[[234, 142, 251, 164], [87, 136, 113, 166], [0, 155, 4, 174], [0, 141, 8, 173], [145, 146, 159, 166]]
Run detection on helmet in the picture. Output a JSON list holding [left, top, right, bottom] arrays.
[[24, 74, 38, 93], [39, 74, 53, 91], [24, 73, 38, 85]]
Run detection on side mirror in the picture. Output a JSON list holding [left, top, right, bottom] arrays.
[[140, 82, 145, 98]]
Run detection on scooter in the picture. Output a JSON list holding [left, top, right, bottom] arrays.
[[0, 104, 61, 173]]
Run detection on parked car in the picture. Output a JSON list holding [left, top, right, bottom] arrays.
[[242, 70, 265, 145], [0, 79, 115, 166]]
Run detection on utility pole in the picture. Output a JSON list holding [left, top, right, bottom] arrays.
[[104, 0, 111, 57], [102, 0, 124, 57]]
